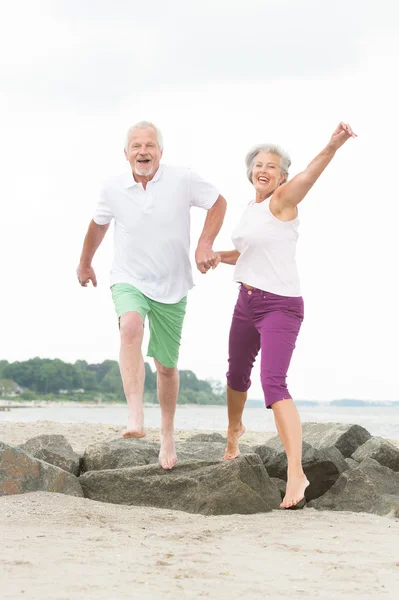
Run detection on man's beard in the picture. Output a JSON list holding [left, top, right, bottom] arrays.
[[135, 161, 153, 177]]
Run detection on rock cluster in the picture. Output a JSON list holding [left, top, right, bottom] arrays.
[[1, 423, 398, 518]]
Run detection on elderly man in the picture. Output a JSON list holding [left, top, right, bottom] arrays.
[[77, 121, 226, 469]]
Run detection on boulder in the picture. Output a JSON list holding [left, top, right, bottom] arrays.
[[302, 422, 371, 457], [185, 433, 226, 443], [19, 434, 80, 476], [308, 459, 399, 518], [0, 441, 83, 498], [345, 458, 358, 469], [253, 444, 278, 466], [271, 477, 285, 500], [255, 439, 348, 501], [82, 438, 253, 472], [176, 441, 253, 462], [81, 438, 160, 473], [352, 437, 399, 472], [80, 454, 282, 515]]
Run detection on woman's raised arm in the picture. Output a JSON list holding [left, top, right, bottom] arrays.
[[276, 122, 357, 210]]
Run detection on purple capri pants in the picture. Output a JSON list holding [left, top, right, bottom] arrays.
[[227, 285, 304, 409]]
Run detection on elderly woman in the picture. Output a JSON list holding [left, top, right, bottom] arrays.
[[215, 122, 356, 508]]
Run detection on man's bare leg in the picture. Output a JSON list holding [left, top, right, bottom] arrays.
[[119, 312, 146, 438], [222, 386, 247, 460], [271, 398, 309, 508], [154, 359, 178, 470]]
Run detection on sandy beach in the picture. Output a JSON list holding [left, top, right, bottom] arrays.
[[1, 421, 399, 599]]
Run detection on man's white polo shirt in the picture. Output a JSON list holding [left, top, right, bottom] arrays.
[[93, 165, 219, 304]]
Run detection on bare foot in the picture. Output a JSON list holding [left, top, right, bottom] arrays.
[[280, 474, 309, 509], [159, 432, 177, 470], [122, 428, 146, 439], [122, 413, 146, 439], [222, 423, 246, 460]]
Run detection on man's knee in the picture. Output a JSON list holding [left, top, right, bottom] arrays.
[[120, 312, 144, 345], [154, 359, 177, 378]]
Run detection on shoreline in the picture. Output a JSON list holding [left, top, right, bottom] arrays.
[[2, 398, 399, 410]]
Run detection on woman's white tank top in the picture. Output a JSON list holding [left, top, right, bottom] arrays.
[[232, 197, 301, 297]]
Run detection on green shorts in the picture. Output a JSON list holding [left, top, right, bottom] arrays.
[[111, 284, 187, 369]]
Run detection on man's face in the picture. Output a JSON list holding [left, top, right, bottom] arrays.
[[124, 127, 162, 178]]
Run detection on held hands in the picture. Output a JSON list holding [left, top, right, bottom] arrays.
[[76, 263, 97, 287], [195, 244, 221, 274], [328, 122, 357, 151]]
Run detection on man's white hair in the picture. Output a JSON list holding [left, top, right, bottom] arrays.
[[245, 143, 291, 185], [124, 121, 164, 151]]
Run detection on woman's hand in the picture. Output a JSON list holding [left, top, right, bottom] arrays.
[[213, 252, 222, 268], [328, 122, 357, 151]]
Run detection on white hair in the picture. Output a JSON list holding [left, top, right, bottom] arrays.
[[245, 143, 291, 185], [124, 121, 164, 151]]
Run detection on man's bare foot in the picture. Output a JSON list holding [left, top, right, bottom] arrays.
[[122, 428, 146, 439], [222, 423, 246, 460], [159, 432, 177, 470], [122, 413, 146, 439], [280, 474, 309, 508]]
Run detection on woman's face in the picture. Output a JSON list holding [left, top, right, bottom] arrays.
[[252, 152, 285, 195]]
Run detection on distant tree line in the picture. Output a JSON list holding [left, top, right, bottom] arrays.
[[0, 358, 225, 405]]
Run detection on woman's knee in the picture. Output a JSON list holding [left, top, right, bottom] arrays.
[[119, 312, 144, 344], [226, 371, 251, 393]]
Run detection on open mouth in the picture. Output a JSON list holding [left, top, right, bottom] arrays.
[[137, 159, 151, 164], [258, 177, 269, 184]]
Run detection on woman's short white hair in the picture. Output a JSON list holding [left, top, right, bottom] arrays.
[[124, 121, 164, 151], [245, 144, 291, 185]]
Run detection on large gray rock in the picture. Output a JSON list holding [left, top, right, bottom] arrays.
[[302, 422, 371, 457], [0, 441, 83, 498], [185, 433, 226, 443], [345, 458, 358, 469], [82, 438, 253, 473], [177, 441, 253, 461], [80, 454, 282, 515], [19, 434, 81, 476], [81, 439, 160, 473], [271, 477, 286, 500], [352, 437, 399, 471], [308, 459, 399, 518], [253, 444, 278, 466], [255, 439, 348, 501]]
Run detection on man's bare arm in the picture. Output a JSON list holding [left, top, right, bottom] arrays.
[[77, 220, 110, 287], [195, 195, 227, 274]]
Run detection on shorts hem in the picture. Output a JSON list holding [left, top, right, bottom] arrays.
[[147, 350, 178, 370]]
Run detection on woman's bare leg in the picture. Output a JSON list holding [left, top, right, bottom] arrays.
[[223, 386, 247, 460], [271, 398, 309, 508]]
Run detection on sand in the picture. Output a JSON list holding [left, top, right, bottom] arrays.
[[1, 421, 399, 599]]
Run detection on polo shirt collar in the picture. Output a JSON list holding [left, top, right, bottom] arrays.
[[123, 165, 164, 189]]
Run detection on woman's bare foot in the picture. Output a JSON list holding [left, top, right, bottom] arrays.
[[280, 474, 309, 508], [222, 423, 246, 460], [159, 431, 177, 470]]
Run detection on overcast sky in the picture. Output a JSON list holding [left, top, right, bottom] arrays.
[[1, 0, 398, 401]]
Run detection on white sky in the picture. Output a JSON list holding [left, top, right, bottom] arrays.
[[1, 0, 398, 401]]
